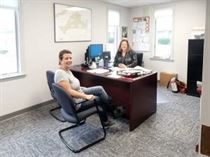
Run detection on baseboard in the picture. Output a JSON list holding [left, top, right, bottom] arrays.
[[200, 124, 210, 156], [0, 99, 54, 121]]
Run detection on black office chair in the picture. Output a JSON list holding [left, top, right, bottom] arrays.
[[46, 70, 65, 122], [52, 83, 106, 153], [135, 52, 143, 66]]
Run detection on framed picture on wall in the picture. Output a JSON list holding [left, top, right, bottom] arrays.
[[122, 26, 128, 38], [54, 3, 92, 42]]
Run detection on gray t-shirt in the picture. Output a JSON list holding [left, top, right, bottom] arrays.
[[54, 69, 83, 108]]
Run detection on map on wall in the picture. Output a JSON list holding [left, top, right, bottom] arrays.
[[54, 3, 91, 42], [132, 16, 150, 51]]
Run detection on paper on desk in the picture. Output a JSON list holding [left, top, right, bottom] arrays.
[[87, 68, 109, 74], [106, 73, 121, 79], [134, 66, 152, 73], [109, 67, 121, 71]]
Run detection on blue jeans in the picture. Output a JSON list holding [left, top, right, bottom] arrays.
[[80, 86, 109, 122]]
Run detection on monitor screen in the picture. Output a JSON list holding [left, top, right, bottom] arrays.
[[88, 44, 103, 59]]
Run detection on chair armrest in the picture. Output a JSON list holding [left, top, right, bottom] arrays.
[[76, 98, 99, 114], [74, 97, 100, 105], [74, 99, 90, 105]]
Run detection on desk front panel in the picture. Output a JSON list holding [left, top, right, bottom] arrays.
[[129, 73, 157, 130]]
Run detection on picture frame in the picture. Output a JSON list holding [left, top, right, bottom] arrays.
[[53, 3, 92, 42], [122, 26, 128, 38]]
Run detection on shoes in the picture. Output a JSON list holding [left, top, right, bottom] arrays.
[[104, 120, 114, 128], [112, 106, 125, 119]]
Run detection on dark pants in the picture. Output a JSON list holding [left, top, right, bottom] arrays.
[[79, 86, 110, 122]]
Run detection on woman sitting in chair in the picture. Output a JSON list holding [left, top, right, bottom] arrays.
[[54, 49, 113, 127], [114, 39, 137, 68]]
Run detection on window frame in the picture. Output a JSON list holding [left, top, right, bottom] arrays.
[[0, 1, 23, 80], [106, 9, 120, 60]]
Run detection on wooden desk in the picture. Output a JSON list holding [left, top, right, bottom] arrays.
[[70, 65, 157, 131]]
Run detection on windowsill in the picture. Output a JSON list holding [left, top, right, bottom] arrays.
[[0, 72, 26, 81], [150, 57, 174, 62]]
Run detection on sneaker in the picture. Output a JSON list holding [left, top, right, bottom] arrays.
[[104, 120, 114, 127]]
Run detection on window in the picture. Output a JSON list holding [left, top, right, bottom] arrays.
[[154, 9, 173, 60], [106, 9, 120, 60], [0, 0, 20, 77]]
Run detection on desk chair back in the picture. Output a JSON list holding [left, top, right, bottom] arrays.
[[46, 70, 65, 122], [52, 83, 78, 122], [46, 71, 56, 99], [136, 53, 143, 66]]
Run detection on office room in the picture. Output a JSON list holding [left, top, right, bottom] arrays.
[[0, 0, 210, 156]]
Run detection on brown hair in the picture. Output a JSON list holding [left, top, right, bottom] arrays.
[[117, 39, 132, 53], [58, 49, 72, 65]]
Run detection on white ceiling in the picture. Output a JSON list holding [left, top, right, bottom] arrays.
[[97, 0, 188, 8]]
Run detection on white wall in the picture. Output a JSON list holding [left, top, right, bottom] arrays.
[[130, 0, 206, 82], [0, 0, 129, 117], [200, 0, 210, 126], [0, 0, 207, 118]]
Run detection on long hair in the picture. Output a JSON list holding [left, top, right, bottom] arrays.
[[117, 39, 132, 54], [58, 49, 72, 65]]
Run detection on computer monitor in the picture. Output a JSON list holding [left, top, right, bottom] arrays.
[[88, 44, 103, 60]]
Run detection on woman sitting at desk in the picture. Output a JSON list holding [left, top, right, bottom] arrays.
[[54, 49, 113, 127], [113, 39, 137, 68]]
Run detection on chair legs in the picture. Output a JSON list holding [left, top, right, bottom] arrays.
[[58, 115, 106, 153], [49, 106, 66, 122]]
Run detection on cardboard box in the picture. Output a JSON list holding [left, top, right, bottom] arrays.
[[159, 72, 177, 86]]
